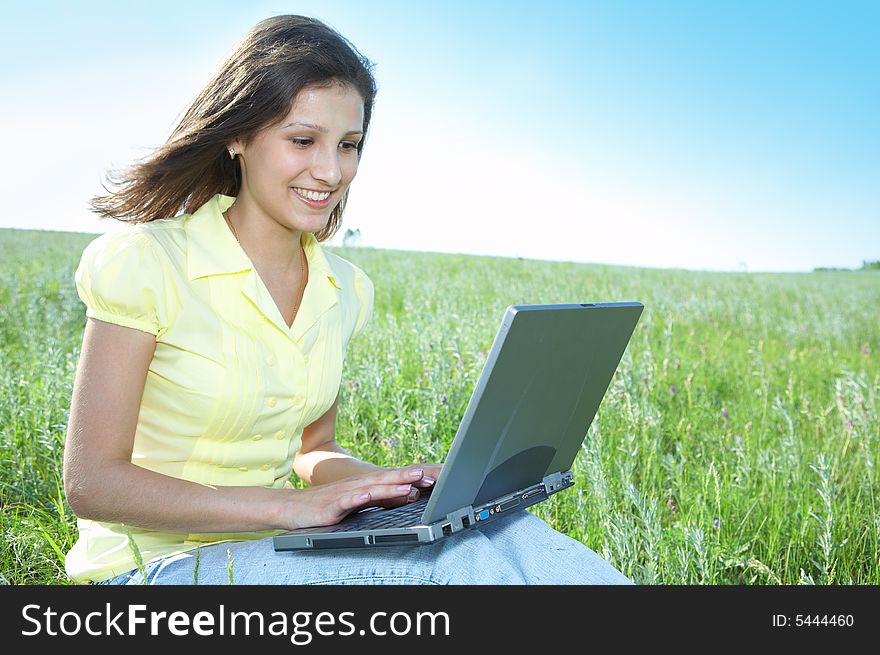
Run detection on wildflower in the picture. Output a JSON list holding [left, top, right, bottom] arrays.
[[734, 434, 742, 446], [667, 497, 678, 513], [440, 394, 447, 404], [478, 350, 486, 359], [350, 380, 360, 391], [712, 518, 721, 529], [721, 407, 729, 422], [381, 433, 399, 448], [674, 358, 681, 369], [669, 385, 679, 396]]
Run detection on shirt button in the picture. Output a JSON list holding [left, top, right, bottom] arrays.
[[238, 466, 248, 472], [275, 430, 285, 440], [260, 464, 271, 471], [267, 397, 277, 407], [252, 434, 263, 442]]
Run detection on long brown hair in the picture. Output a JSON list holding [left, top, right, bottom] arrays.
[[89, 15, 377, 242]]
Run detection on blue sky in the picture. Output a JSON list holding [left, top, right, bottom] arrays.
[[1, 0, 877, 272]]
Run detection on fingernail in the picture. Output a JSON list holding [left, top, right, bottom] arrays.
[[408, 488, 420, 501], [410, 469, 424, 478], [423, 476, 436, 485], [397, 484, 412, 492]]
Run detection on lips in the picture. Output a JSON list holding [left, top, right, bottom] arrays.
[[292, 187, 331, 201], [291, 186, 333, 209]]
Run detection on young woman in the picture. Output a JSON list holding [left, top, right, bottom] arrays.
[[63, 15, 632, 585]]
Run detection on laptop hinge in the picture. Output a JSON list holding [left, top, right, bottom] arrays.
[[444, 506, 475, 531], [543, 470, 574, 494]]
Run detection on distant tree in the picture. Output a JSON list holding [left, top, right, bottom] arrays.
[[342, 228, 362, 247], [859, 260, 880, 271]]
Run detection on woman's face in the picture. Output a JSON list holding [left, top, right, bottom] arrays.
[[232, 83, 365, 234]]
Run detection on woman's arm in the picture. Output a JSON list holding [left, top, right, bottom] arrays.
[[293, 396, 384, 486], [293, 396, 442, 499], [63, 319, 428, 533]]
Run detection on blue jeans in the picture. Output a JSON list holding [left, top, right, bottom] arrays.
[[93, 511, 632, 585]]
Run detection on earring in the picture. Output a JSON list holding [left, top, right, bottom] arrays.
[[229, 148, 236, 159]]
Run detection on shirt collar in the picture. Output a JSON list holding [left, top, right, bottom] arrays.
[[184, 193, 341, 344], [184, 193, 338, 286], [185, 193, 250, 280]]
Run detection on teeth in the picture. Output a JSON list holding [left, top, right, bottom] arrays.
[[293, 187, 331, 201]]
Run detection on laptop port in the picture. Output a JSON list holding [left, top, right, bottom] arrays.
[[442, 523, 452, 537], [522, 487, 544, 501], [374, 534, 420, 544], [461, 515, 471, 528], [497, 497, 521, 512]]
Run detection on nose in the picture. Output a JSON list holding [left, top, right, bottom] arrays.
[[310, 144, 342, 187]]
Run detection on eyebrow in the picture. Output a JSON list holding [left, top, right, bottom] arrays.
[[281, 121, 363, 136]]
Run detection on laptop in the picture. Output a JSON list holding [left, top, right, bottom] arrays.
[[273, 301, 644, 551]]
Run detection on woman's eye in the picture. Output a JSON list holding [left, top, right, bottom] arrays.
[[340, 141, 359, 151], [291, 138, 312, 147]]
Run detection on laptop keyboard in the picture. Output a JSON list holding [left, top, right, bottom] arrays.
[[321, 498, 430, 533]]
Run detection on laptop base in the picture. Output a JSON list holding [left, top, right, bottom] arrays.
[[273, 471, 573, 551]]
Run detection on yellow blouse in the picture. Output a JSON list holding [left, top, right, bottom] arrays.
[[64, 193, 374, 583]]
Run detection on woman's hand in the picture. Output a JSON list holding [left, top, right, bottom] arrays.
[[277, 463, 444, 531], [373, 462, 443, 509]]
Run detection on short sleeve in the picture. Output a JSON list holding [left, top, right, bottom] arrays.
[[74, 229, 168, 337], [351, 265, 375, 341]]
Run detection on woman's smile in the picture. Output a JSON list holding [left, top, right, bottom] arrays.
[[291, 186, 333, 208]]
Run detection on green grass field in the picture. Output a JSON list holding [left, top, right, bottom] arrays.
[[1, 227, 877, 584]]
